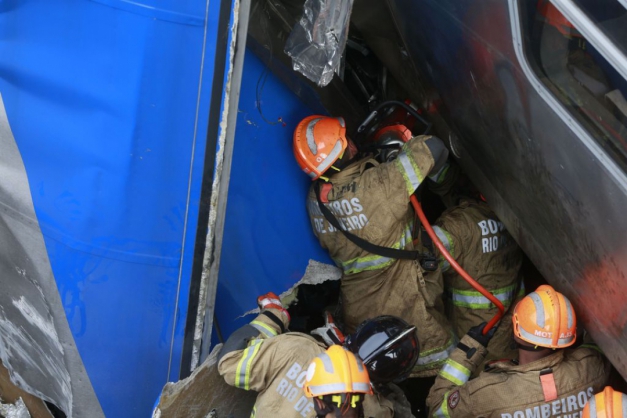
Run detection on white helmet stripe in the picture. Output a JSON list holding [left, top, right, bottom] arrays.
[[529, 292, 546, 328], [352, 382, 371, 393], [306, 118, 322, 155], [518, 325, 574, 347], [307, 383, 347, 396], [565, 298, 574, 329], [587, 396, 597, 417], [316, 140, 343, 174]]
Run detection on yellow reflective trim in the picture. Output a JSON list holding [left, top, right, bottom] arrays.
[[433, 391, 451, 418], [250, 320, 277, 337], [235, 339, 263, 389], [244, 340, 263, 390], [340, 222, 413, 274]]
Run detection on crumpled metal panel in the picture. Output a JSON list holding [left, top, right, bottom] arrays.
[[154, 344, 256, 418], [0, 94, 103, 417]]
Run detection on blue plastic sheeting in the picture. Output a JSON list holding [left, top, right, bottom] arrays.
[[215, 50, 333, 338], [0, 0, 228, 416]]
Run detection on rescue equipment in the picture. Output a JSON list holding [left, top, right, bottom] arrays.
[[512, 284, 577, 349]]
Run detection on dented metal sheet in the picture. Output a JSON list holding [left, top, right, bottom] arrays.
[[0, 94, 103, 417], [0, 398, 30, 418], [154, 344, 256, 418]]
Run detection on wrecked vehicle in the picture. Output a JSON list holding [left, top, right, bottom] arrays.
[[1, 0, 626, 417]]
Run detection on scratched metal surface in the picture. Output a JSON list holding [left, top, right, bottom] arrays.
[[383, 0, 627, 378], [0, 94, 103, 417]]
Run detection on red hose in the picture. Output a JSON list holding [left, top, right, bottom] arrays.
[[410, 195, 504, 335]]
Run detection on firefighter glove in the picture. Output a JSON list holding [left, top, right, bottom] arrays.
[[467, 322, 496, 348]]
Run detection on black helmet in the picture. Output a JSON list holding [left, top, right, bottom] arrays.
[[344, 316, 419, 384]]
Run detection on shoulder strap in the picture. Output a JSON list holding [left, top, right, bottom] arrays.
[[314, 182, 425, 261]]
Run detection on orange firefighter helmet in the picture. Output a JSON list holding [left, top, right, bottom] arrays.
[[582, 386, 627, 418], [293, 116, 348, 180], [512, 284, 577, 349]]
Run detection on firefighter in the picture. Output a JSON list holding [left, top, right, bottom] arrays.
[[428, 161, 524, 368], [218, 292, 419, 418], [303, 345, 373, 418], [426, 284, 611, 417], [582, 387, 627, 418], [293, 115, 455, 377]]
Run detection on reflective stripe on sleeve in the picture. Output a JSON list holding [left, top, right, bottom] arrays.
[[415, 333, 457, 371], [250, 320, 277, 338], [395, 145, 425, 195], [250, 406, 257, 418], [341, 223, 413, 274], [438, 359, 471, 386], [448, 283, 524, 309], [235, 339, 263, 390], [432, 226, 454, 272], [429, 162, 450, 184], [433, 392, 451, 418]]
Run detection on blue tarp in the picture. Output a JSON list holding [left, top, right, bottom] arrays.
[[0, 1, 230, 416], [215, 50, 333, 338]]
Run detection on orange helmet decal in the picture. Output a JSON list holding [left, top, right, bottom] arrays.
[[512, 284, 576, 349], [293, 116, 348, 180], [583, 386, 627, 418], [304, 345, 373, 398]]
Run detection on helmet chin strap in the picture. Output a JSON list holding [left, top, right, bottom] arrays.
[[516, 343, 553, 352]]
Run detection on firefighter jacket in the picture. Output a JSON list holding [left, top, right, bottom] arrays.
[[426, 335, 611, 417], [432, 199, 524, 366], [306, 136, 456, 377], [218, 309, 396, 418]]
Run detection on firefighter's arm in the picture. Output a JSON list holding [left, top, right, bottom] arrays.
[[218, 333, 280, 392], [432, 209, 472, 273], [426, 334, 488, 416], [385, 135, 448, 200], [217, 294, 290, 365]]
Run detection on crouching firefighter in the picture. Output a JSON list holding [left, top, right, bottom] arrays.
[[426, 285, 611, 417], [218, 292, 420, 418], [427, 161, 525, 370], [293, 116, 455, 377]]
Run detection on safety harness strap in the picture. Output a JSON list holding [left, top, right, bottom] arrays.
[[315, 181, 430, 261]]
